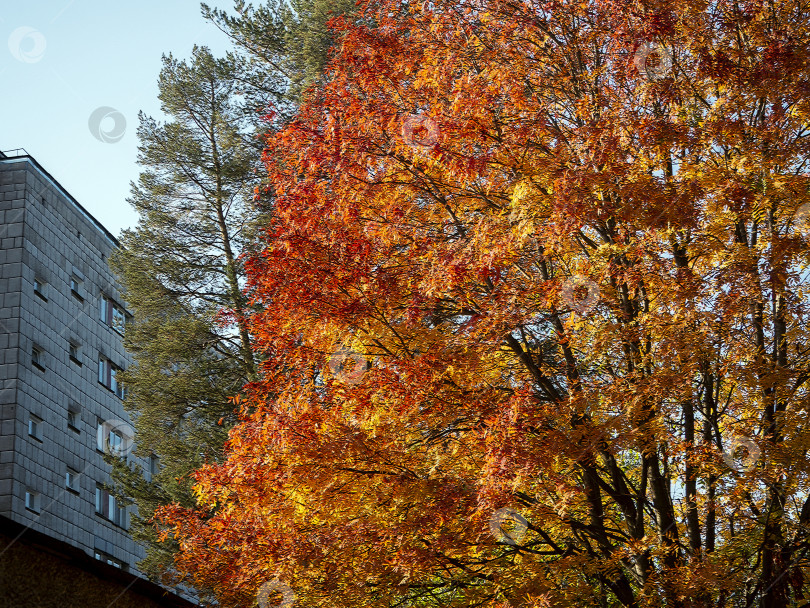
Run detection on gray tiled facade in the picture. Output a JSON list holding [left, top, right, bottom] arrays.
[[0, 152, 146, 573]]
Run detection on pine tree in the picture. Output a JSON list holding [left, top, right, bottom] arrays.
[[202, 0, 358, 116], [109, 46, 260, 586], [111, 0, 361, 589]]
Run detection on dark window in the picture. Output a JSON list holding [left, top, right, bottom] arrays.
[[67, 408, 80, 432], [66, 468, 79, 493], [95, 484, 126, 528], [93, 550, 125, 569], [100, 296, 127, 335], [111, 366, 119, 396], [149, 455, 159, 476], [96, 418, 129, 455], [33, 278, 47, 301], [69, 342, 82, 365], [70, 276, 84, 301], [24, 490, 40, 513], [31, 346, 44, 371], [28, 416, 42, 441], [98, 357, 125, 399]]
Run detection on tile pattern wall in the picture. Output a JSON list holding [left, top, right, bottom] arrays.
[[0, 158, 146, 572]]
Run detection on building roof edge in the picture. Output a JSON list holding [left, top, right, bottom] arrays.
[[0, 153, 121, 248]]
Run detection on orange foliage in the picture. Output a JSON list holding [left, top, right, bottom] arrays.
[[157, 0, 810, 606]]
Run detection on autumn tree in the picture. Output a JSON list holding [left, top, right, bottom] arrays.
[[158, 0, 810, 607]]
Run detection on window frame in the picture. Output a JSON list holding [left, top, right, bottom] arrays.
[[24, 489, 40, 513], [67, 407, 80, 432], [66, 467, 80, 493], [31, 345, 45, 371], [27, 415, 42, 441], [111, 306, 126, 335], [70, 275, 84, 301], [149, 454, 159, 476], [98, 357, 125, 399], [33, 278, 47, 301], [94, 550, 125, 569], [96, 418, 105, 452], [100, 295, 128, 336], [95, 483, 127, 528], [69, 341, 82, 365], [96, 418, 131, 456]]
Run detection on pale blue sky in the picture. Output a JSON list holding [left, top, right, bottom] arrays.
[[1, 1, 236, 237]]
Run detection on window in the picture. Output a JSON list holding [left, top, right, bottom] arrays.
[[100, 296, 127, 335], [94, 550, 125, 569], [67, 407, 80, 432], [96, 418, 130, 456], [66, 468, 79, 493], [147, 454, 160, 481], [31, 346, 44, 371], [111, 366, 119, 396], [24, 490, 40, 513], [95, 484, 126, 527], [149, 454, 159, 476], [69, 341, 82, 365], [108, 427, 123, 454], [33, 278, 47, 301], [28, 415, 42, 441], [70, 275, 84, 301], [98, 357, 125, 399], [112, 307, 126, 334]]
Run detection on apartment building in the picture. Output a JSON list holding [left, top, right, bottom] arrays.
[[0, 148, 160, 582]]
